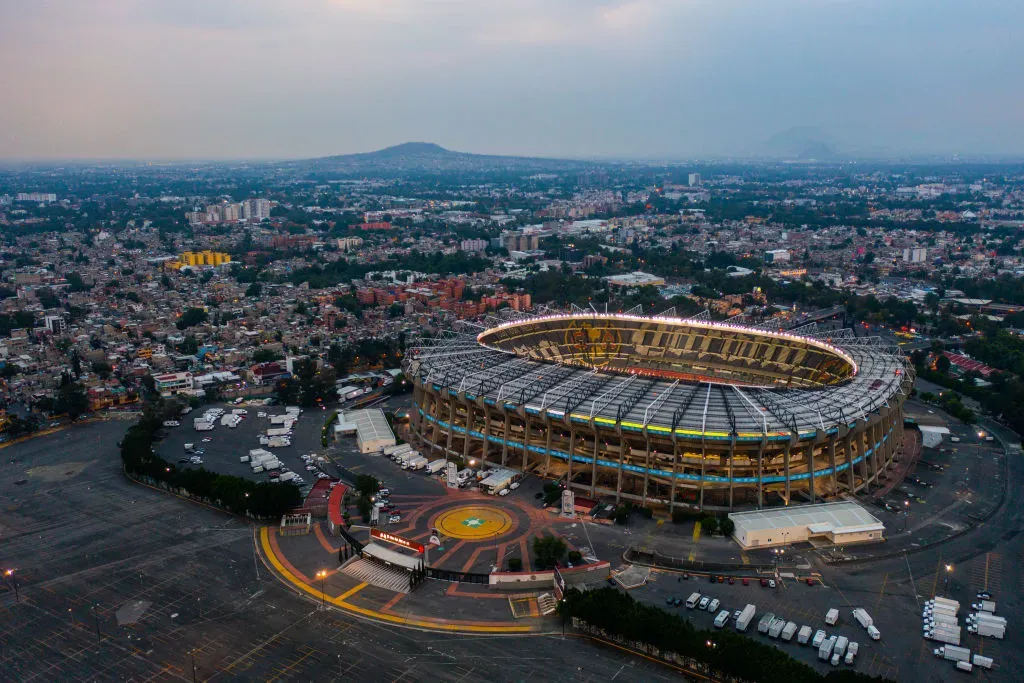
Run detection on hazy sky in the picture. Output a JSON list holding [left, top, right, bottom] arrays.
[[1, 0, 1022, 160]]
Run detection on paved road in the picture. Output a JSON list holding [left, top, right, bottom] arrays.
[[0, 420, 680, 681]]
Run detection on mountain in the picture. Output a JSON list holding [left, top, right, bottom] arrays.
[[288, 142, 596, 174], [761, 127, 842, 161]]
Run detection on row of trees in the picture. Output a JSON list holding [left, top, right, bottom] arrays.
[[120, 404, 301, 519], [559, 588, 891, 683]]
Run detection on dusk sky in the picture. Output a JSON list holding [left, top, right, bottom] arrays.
[[1, 0, 1022, 160]]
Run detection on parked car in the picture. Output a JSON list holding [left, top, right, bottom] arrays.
[[769, 579, 777, 589], [388, 515, 402, 524], [698, 596, 711, 610], [742, 578, 750, 586], [760, 578, 768, 587]]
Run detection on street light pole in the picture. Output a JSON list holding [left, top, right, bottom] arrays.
[[91, 605, 101, 644], [316, 570, 328, 611], [4, 569, 18, 603], [903, 501, 910, 532], [191, 648, 197, 682], [944, 564, 953, 593]]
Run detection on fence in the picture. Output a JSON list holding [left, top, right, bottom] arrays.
[[425, 567, 490, 584], [625, 547, 774, 574]]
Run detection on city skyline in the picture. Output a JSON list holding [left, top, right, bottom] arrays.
[[2, 0, 1023, 161]]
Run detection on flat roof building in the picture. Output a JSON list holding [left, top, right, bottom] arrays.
[[339, 408, 396, 453], [728, 501, 885, 549]]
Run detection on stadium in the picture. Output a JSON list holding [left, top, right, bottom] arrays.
[[405, 311, 913, 510]]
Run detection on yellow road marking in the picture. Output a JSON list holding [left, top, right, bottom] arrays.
[[688, 550, 696, 562], [258, 528, 535, 634], [983, 552, 990, 590], [741, 553, 750, 565], [874, 573, 888, 613], [692, 521, 702, 543]]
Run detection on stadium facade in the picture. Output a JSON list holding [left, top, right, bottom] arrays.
[[404, 312, 913, 510]]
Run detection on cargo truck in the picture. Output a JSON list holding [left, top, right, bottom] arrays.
[[932, 596, 960, 612], [971, 654, 993, 669], [956, 661, 973, 673], [825, 608, 839, 625], [686, 592, 702, 609], [278, 472, 297, 482], [867, 625, 880, 640], [405, 456, 428, 471], [927, 628, 961, 646], [934, 645, 971, 663], [768, 618, 785, 639], [818, 636, 836, 661], [426, 459, 447, 474], [852, 608, 873, 629], [267, 437, 291, 448], [194, 420, 214, 431], [797, 625, 813, 644], [757, 612, 776, 634], [389, 444, 414, 460], [834, 636, 849, 657], [969, 612, 1006, 625], [845, 642, 859, 665], [736, 604, 756, 632], [812, 630, 827, 647], [396, 451, 419, 466], [781, 622, 798, 641], [971, 622, 1005, 639], [973, 600, 996, 613]]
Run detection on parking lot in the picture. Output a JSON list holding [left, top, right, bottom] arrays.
[[155, 402, 331, 495]]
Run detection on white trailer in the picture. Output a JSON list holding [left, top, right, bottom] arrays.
[[426, 459, 447, 474], [932, 597, 960, 612], [781, 622, 798, 641], [278, 472, 297, 482], [768, 618, 785, 639], [936, 645, 971, 663], [405, 456, 429, 471], [834, 636, 849, 657], [736, 604, 756, 632], [757, 613, 776, 634], [389, 444, 414, 460], [852, 608, 873, 628], [818, 636, 836, 661], [267, 437, 291, 448], [971, 654, 993, 669], [973, 622, 1006, 639], [194, 421, 214, 431], [928, 629, 961, 646], [825, 608, 839, 625], [396, 451, 419, 466], [797, 625, 813, 644]]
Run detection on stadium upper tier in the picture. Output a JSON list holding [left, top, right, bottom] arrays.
[[409, 313, 910, 442], [476, 314, 857, 388]]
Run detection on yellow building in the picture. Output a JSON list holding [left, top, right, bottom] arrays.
[[165, 251, 232, 269]]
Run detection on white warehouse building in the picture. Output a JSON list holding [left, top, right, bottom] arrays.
[[337, 408, 396, 453], [728, 501, 885, 550]]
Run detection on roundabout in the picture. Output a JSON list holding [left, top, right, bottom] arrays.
[[434, 504, 515, 540]]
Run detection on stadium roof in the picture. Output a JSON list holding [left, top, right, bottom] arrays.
[[407, 312, 910, 442]]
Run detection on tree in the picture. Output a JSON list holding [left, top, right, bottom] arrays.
[[508, 557, 523, 572], [91, 360, 112, 379], [936, 354, 951, 374], [719, 518, 735, 537], [354, 474, 380, 497], [532, 534, 567, 569], [54, 373, 89, 420], [245, 282, 262, 298], [701, 516, 719, 535], [70, 351, 82, 379], [176, 307, 208, 330]]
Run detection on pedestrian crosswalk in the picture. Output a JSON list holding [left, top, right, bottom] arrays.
[[341, 558, 411, 594]]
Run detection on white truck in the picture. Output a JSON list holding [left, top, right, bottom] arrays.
[[825, 608, 839, 625], [768, 618, 785, 639], [736, 604, 756, 632], [406, 456, 429, 471], [973, 600, 997, 613], [426, 459, 447, 474], [267, 437, 291, 448], [686, 592, 702, 609], [385, 443, 412, 457], [934, 645, 971, 663], [194, 420, 214, 431], [932, 596, 960, 612], [396, 451, 419, 467], [867, 625, 880, 640], [714, 610, 730, 628], [845, 642, 859, 665], [781, 622, 798, 641], [928, 628, 960, 646], [389, 444, 414, 460], [818, 636, 837, 661], [834, 636, 849, 657], [971, 654, 993, 669], [972, 622, 1006, 639], [757, 612, 776, 634], [797, 625, 813, 644], [812, 630, 827, 648], [852, 608, 873, 629], [278, 471, 297, 482]]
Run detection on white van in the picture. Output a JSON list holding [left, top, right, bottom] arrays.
[[685, 592, 702, 609]]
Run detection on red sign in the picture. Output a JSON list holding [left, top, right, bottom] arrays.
[[370, 528, 425, 554]]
